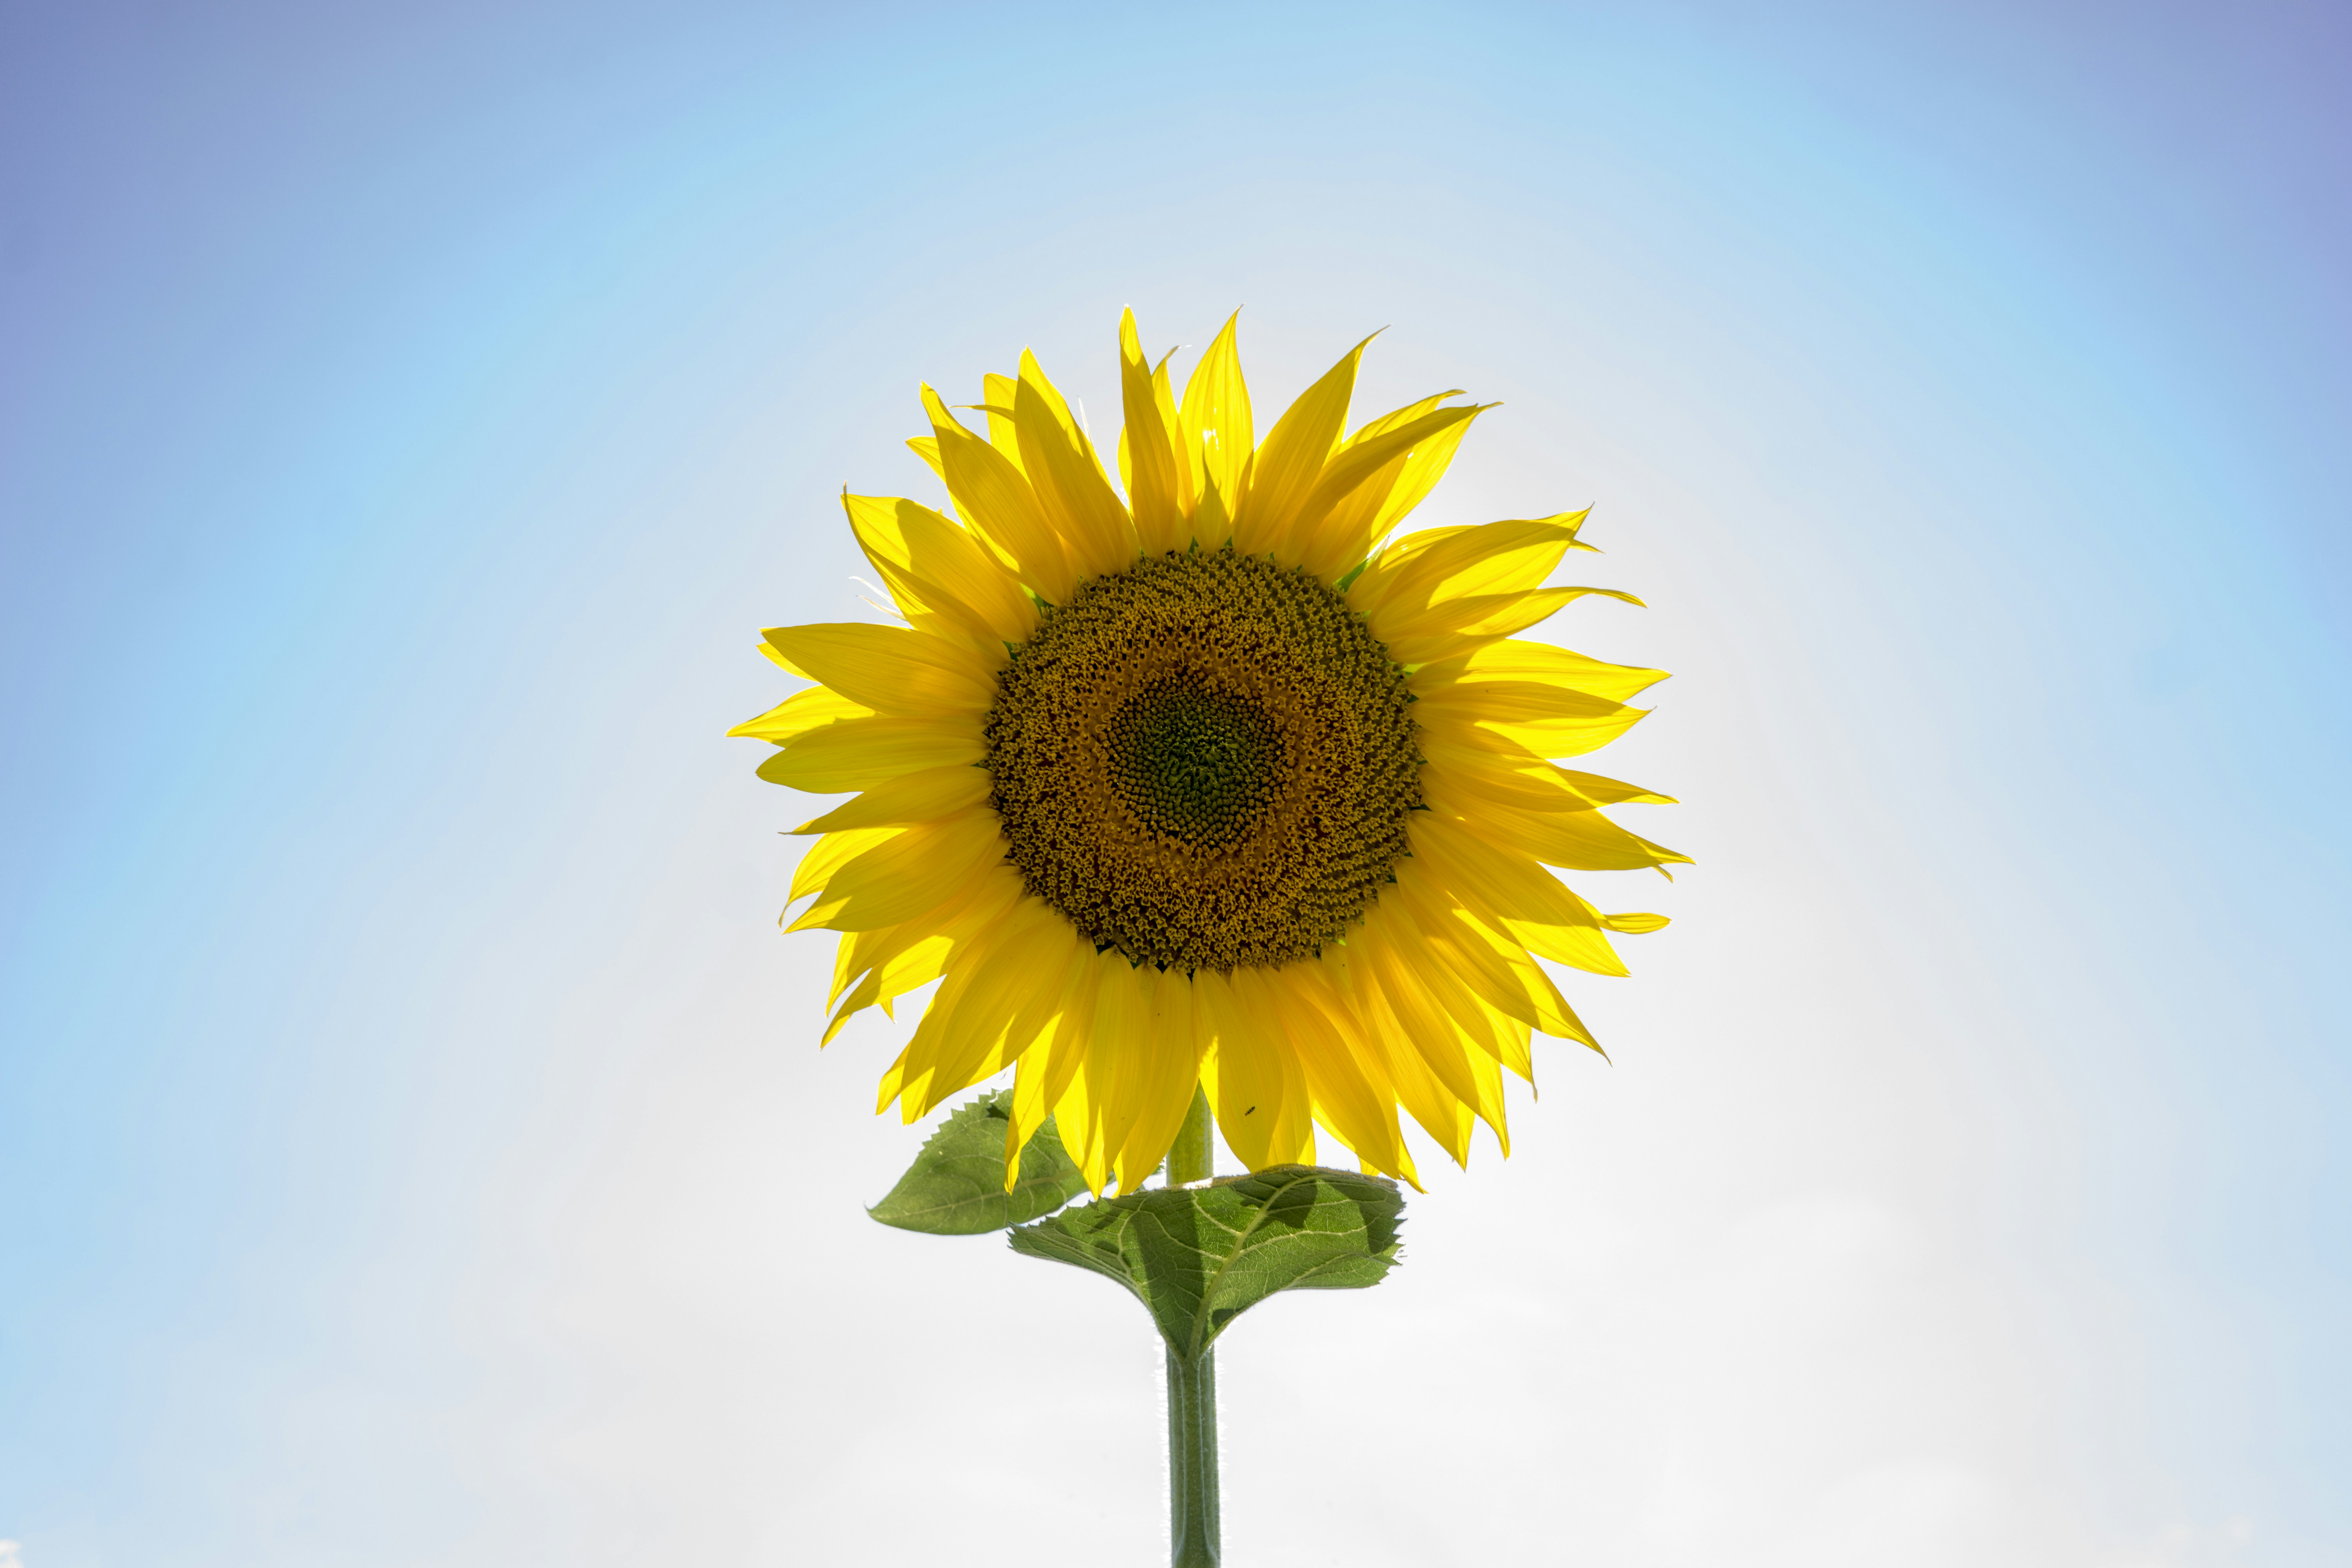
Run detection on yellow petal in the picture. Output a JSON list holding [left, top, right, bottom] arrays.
[[1178, 312, 1252, 525], [1387, 855, 1587, 1050], [1465, 1040, 1510, 1156], [1556, 769, 1675, 806], [1120, 309, 1189, 555], [1408, 812, 1629, 976], [980, 373, 1025, 473], [792, 763, 991, 834], [1419, 746, 1676, 811], [1415, 638, 1670, 704], [728, 684, 873, 744], [761, 623, 996, 716], [888, 896, 1065, 1120], [756, 712, 983, 793], [1193, 465, 1237, 549], [1004, 1027, 1100, 1191], [1275, 402, 1485, 570], [1450, 795, 1693, 873], [1014, 348, 1136, 579], [1151, 348, 1194, 515], [830, 869, 1019, 1011], [1004, 1047, 1052, 1190], [889, 959, 978, 1119], [1194, 968, 1309, 1171], [1111, 971, 1208, 1191], [824, 930, 952, 1045], [1002, 930, 1102, 1187], [1092, 962, 1156, 1188], [920, 385, 1074, 603], [968, 920, 1086, 1089], [1243, 964, 1416, 1185], [912, 898, 1071, 1112], [1378, 585, 1633, 666], [1382, 913, 1529, 1099], [875, 1045, 911, 1115], [842, 492, 1035, 648], [1358, 916, 1507, 1155], [1232, 332, 1375, 556], [1031, 943, 1103, 1122], [1048, 953, 1113, 1194], [906, 436, 946, 484], [1351, 512, 1592, 618], [1416, 682, 1650, 759], [789, 826, 902, 906], [1346, 391, 1465, 447], [788, 808, 1004, 932], [1344, 945, 1477, 1168], [1059, 955, 1142, 1194], [1303, 403, 1479, 580]]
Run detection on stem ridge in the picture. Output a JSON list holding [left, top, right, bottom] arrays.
[[1166, 1345, 1220, 1568]]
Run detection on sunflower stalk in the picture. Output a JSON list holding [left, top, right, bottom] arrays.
[[1164, 1087, 1220, 1566], [1165, 1339, 1220, 1567]]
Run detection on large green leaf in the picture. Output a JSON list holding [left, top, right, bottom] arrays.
[[868, 1090, 1088, 1235], [1007, 1166, 1405, 1357]]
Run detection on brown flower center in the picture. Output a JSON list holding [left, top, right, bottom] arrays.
[[984, 547, 1422, 971]]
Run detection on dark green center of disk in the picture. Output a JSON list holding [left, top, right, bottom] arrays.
[[984, 547, 1423, 972], [1106, 685, 1284, 845]]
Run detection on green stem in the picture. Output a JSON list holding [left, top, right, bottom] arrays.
[[1166, 1344, 1220, 1567], [1166, 1085, 1218, 1565]]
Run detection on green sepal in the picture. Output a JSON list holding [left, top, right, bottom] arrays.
[[1008, 1166, 1404, 1358], [868, 1090, 1088, 1235]]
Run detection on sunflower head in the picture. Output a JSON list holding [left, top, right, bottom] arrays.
[[734, 312, 1686, 1196]]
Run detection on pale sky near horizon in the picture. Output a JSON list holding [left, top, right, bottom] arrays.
[[3, 3, 2347, 1565]]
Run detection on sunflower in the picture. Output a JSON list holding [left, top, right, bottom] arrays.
[[733, 312, 1685, 1194]]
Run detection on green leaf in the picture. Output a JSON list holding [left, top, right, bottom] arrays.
[[1007, 1166, 1405, 1357], [868, 1090, 1088, 1235]]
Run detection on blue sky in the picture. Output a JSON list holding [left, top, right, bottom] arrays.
[[3, 3, 2346, 1564]]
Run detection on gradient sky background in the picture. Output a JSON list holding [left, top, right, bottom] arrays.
[[3, 2, 2347, 1564]]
